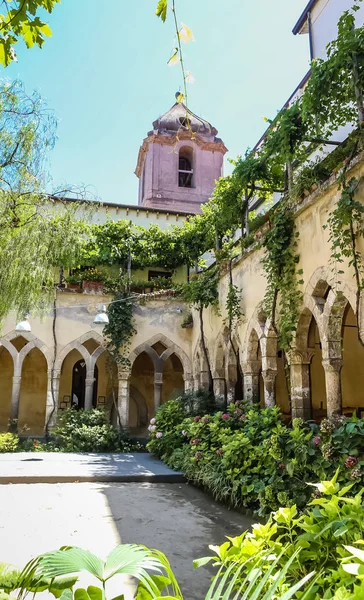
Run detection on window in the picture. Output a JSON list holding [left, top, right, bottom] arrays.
[[178, 147, 193, 188]]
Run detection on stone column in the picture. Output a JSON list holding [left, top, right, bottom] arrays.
[[243, 361, 261, 403], [117, 371, 131, 429], [9, 373, 22, 427], [262, 369, 277, 408], [193, 375, 200, 392], [183, 374, 194, 393], [213, 377, 226, 399], [322, 358, 343, 417], [45, 370, 60, 432], [84, 377, 95, 410], [200, 370, 210, 391], [154, 372, 163, 413], [290, 352, 314, 420]]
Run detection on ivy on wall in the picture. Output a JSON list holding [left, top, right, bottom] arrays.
[[76, 1, 364, 365]]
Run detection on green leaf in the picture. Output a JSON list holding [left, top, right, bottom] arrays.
[[155, 0, 168, 22], [74, 588, 91, 600]]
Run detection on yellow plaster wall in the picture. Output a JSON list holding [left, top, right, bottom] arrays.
[[130, 353, 155, 422], [18, 349, 47, 435], [161, 354, 184, 404], [341, 306, 364, 411], [0, 349, 13, 431]]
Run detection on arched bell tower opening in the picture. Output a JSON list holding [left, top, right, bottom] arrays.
[[135, 96, 227, 214], [178, 146, 194, 188]]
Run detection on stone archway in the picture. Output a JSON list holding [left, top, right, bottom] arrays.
[[0, 346, 13, 431], [129, 335, 192, 419], [18, 347, 48, 435], [341, 304, 364, 415]]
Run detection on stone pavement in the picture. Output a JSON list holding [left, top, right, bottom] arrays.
[[0, 482, 254, 600], [0, 452, 184, 483]]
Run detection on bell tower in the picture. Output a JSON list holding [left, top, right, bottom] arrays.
[[135, 96, 227, 214]]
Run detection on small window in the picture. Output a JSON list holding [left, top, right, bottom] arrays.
[[178, 147, 193, 188]]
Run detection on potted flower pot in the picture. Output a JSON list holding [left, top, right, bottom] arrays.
[[67, 283, 81, 292], [82, 280, 105, 294]]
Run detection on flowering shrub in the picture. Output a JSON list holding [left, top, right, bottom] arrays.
[[147, 398, 364, 515], [0, 433, 19, 453], [51, 408, 144, 453]]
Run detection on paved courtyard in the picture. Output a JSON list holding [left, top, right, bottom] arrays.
[[0, 481, 254, 599], [0, 452, 183, 483]]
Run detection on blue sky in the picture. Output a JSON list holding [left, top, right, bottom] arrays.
[[4, 0, 310, 204]]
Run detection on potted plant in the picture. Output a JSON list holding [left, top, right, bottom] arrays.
[[81, 267, 106, 293], [153, 276, 174, 295], [65, 271, 82, 292]]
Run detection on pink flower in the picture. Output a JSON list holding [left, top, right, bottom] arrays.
[[279, 463, 285, 470], [194, 416, 201, 422], [156, 432, 163, 439], [221, 413, 230, 420], [313, 436, 321, 445], [345, 456, 357, 468], [150, 418, 156, 425], [148, 425, 156, 433], [191, 438, 200, 445]]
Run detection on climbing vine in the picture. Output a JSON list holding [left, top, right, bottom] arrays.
[[75, 1, 364, 366], [262, 198, 303, 352], [103, 294, 136, 367], [180, 269, 219, 394]]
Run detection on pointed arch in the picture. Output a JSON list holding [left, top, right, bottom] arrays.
[[130, 334, 191, 376]]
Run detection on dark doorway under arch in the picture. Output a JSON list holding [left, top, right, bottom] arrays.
[[71, 360, 98, 409]]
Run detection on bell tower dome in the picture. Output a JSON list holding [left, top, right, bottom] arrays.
[[135, 97, 227, 214]]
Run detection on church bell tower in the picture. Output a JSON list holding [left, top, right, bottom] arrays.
[[135, 96, 227, 214]]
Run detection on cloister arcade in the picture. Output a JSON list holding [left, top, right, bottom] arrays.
[[197, 267, 364, 421], [1, 266, 364, 435], [0, 331, 192, 435]]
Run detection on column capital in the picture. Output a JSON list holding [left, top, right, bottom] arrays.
[[118, 370, 131, 381], [48, 369, 61, 380], [154, 372, 163, 385], [262, 369, 277, 383], [242, 360, 261, 375], [322, 358, 343, 373], [289, 350, 315, 366]]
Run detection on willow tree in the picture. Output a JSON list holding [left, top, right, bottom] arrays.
[[0, 80, 87, 323]]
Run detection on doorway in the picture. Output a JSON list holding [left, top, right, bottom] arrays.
[[71, 360, 98, 409]]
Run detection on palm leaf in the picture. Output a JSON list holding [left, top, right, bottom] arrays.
[[17, 545, 182, 600], [204, 548, 315, 600], [36, 548, 104, 580]]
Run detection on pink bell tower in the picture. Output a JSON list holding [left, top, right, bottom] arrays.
[[135, 96, 228, 214]]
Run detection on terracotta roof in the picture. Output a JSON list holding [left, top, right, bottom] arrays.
[[293, 0, 318, 34]]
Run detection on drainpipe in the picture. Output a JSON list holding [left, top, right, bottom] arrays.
[[308, 12, 314, 61]]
